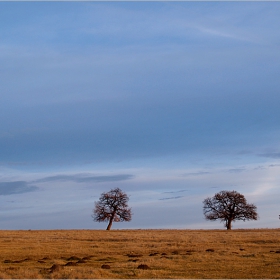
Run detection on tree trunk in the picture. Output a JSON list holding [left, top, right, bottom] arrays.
[[106, 213, 115, 230], [227, 219, 232, 230], [106, 218, 113, 230]]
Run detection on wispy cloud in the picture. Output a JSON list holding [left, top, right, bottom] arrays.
[[259, 152, 280, 159], [182, 172, 210, 176], [34, 174, 134, 184], [227, 168, 246, 173], [192, 23, 261, 45], [269, 164, 280, 168], [163, 189, 188, 194], [0, 181, 38, 196], [253, 166, 266, 171], [195, 26, 242, 40], [159, 196, 184, 201]]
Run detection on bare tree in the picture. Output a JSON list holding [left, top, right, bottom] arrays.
[[203, 190, 258, 230], [92, 188, 132, 230]]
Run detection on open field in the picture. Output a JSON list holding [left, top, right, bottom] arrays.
[[0, 229, 279, 279]]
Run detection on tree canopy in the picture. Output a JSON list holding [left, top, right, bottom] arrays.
[[92, 188, 132, 230], [203, 190, 258, 230]]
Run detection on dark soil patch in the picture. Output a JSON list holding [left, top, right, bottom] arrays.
[[127, 254, 143, 258], [64, 262, 78, 266], [137, 264, 150, 270], [97, 258, 114, 262], [241, 254, 255, 257], [50, 264, 63, 273], [128, 259, 139, 262], [5, 267, 16, 271], [101, 264, 111, 269], [161, 253, 167, 255], [82, 256, 92, 260], [77, 259, 86, 264], [172, 251, 179, 255], [206, 249, 215, 252], [3, 260, 12, 263], [67, 256, 81, 261], [149, 252, 159, 256]]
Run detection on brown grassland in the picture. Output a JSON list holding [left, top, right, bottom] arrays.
[[0, 229, 279, 279]]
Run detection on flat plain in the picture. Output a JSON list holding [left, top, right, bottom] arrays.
[[0, 229, 279, 279]]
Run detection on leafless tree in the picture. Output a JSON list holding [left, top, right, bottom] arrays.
[[92, 188, 132, 230], [203, 190, 258, 230]]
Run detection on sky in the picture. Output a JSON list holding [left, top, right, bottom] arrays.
[[0, 1, 280, 230]]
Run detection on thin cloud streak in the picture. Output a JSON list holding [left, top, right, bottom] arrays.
[[159, 196, 184, 201], [34, 174, 134, 184], [0, 181, 38, 196], [259, 152, 280, 159]]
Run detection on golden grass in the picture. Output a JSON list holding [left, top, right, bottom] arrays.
[[0, 229, 279, 278]]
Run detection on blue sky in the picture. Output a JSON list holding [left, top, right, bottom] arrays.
[[0, 1, 280, 230]]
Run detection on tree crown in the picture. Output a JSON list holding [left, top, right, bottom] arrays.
[[203, 190, 258, 229], [93, 188, 132, 223]]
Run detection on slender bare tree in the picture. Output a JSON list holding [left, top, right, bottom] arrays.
[[92, 188, 132, 230], [203, 190, 258, 230]]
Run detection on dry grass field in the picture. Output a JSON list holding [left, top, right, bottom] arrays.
[[0, 229, 279, 279]]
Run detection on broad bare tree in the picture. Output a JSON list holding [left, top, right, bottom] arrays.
[[92, 188, 132, 230], [203, 190, 258, 230]]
